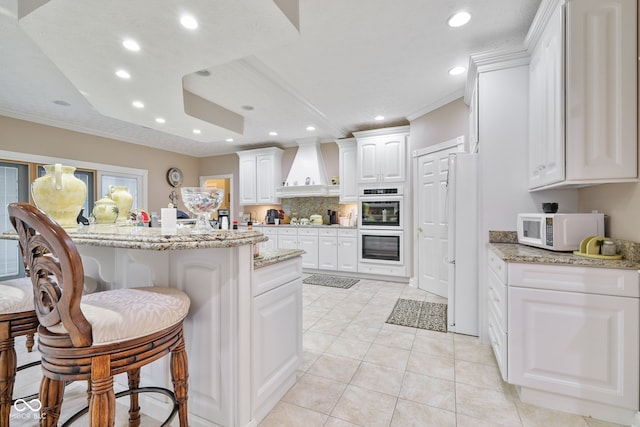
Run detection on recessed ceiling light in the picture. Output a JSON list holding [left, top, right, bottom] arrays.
[[374, 115, 385, 121], [180, 15, 198, 30], [449, 66, 467, 76], [132, 101, 144, 108], [306, 126, 316, 131], [241, 105, 254, 111], [195, 69, 210, 77], [193, 129, 201, 134], [225, 138, 234, 142], [155, 118, 165, 124], [122, 39, 140, 51], [448, 11, 471, 28], [269, 131, 278, 136], [115, 69, 131, 79], [53, 100, 71, 107]]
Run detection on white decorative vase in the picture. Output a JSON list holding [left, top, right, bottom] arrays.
[[108, 185, 133, 223], [31, 163, 87, 227], [92, 197, 119, 224]]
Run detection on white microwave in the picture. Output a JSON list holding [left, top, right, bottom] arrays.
[[517, 213, 604, 251]]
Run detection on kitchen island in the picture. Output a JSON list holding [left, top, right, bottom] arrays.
[[2, 225, 304, 427]]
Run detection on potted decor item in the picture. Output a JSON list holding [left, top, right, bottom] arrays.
[[108, 185, 133, 223], [92, 197, 119, 224], [31, 163, 87, 227]]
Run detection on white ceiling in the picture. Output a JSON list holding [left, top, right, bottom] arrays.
[[0, 0, 540, 157]]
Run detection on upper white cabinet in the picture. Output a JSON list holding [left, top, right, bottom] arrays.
[[336, 138, 358, 202], [354, 126, 409, 184], [237, 147, 283, 205], [526, 0, 637, 189]]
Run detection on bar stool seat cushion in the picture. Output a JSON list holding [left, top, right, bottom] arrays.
[[48, 287, 190, 345], [0, 277, 34, 314]]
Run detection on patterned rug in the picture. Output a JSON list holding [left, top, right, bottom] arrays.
[[302, 274, 360, 289], [386, 298, 448, 333]]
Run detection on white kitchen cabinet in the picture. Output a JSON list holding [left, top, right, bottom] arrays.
[[318, 228, 338, 270], [237, 147, 283, 205], [277, 227, 298, 250], [252, 257, 302, 422], [257, 226, 278, 250], [526, 0, 637, 189], [487, 249, 508, 381], [337, 228, 358, 273], [491, 248, 640, 425], [297, 228, 319, 269], [354, 126, 409, 184], [336, 138, 358, 202]]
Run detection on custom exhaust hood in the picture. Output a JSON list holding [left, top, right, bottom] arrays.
[[276, 138, 339, 198]]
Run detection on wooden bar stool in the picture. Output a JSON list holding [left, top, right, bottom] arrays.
[[8, 202, 190, 427], [0, 278, 38, 427]]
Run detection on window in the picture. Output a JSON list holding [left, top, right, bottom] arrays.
[[0, 150, 148, 278], [100, 173, 141, 210], [0, 161, 29, 279]]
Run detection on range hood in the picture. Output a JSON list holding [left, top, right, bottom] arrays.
[[276, 137, 339, 198]]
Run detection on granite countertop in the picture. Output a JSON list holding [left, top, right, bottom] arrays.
[[253, 248, 305, 269], [489, 243, 640, 270], [253, 224, 357, 229], [2, 225, 268, 251]]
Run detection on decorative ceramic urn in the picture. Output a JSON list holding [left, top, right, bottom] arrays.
[[31, 163, 87, 227], [92, 197, 119, 224], [108, 185, 133, 223]]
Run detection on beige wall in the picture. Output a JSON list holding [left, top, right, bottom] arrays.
[[409, 97, 469, 151], [1, 115, 200, 213]]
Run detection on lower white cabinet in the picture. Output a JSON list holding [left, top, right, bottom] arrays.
[[337, 229, 358, 272], [297, 228, 319, 269], [487, 247, 640, 424], [252, 257, 302, 422], [275, 227, 359, 273], [258, 226, 278, 250], [318, 228, 338, 270]]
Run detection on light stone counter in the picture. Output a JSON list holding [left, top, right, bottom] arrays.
[[3, 224, 268, 250], [254, 248, 305, 269], [489, 242, 640, 270]]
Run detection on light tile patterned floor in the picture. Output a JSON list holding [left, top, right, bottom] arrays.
[[259, 277, 628, 427], [10, 277, 629, 426]]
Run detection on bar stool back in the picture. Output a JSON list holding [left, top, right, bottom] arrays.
[[8, 202, 190, 427]]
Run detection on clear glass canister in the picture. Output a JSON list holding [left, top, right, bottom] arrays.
[[601, 240, 617, 256]]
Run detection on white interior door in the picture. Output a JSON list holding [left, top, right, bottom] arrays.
[[414, 141, 460, 297]]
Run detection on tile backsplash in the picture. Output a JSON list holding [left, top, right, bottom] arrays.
[[242, 197, 357, 224]]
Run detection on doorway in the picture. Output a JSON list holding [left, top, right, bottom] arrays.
[[412, 138, 464, 297], [200, 174, 233, 220]]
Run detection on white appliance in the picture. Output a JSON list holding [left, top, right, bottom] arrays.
[[446, 152, 479, 336], [517, 213, 605, 251]]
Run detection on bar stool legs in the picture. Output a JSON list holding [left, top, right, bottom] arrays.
[[0, 333, 16, 427], [171, 335, 189, 427], [127, 368, 141, 427], [40, 377, 64, 427]]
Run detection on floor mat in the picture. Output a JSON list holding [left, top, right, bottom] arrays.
[[386, 298, 448, 333], [302, 274, 360, 289]]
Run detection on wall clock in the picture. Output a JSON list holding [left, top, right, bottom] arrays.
[[166, 167, 183, 187]]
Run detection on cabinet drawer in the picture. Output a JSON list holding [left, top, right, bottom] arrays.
[[488, 307, 508, 382], [297, 228, 319, 236], [259, 227, 278, 237], [318, 228, 338, 237], [488, 268, 508, 330], [338, 228, 357, 238], [277, 227, 297, 236], [510, 263, 640, 298], [488, 249, 507, 283], [253, 257, 303, 297]]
